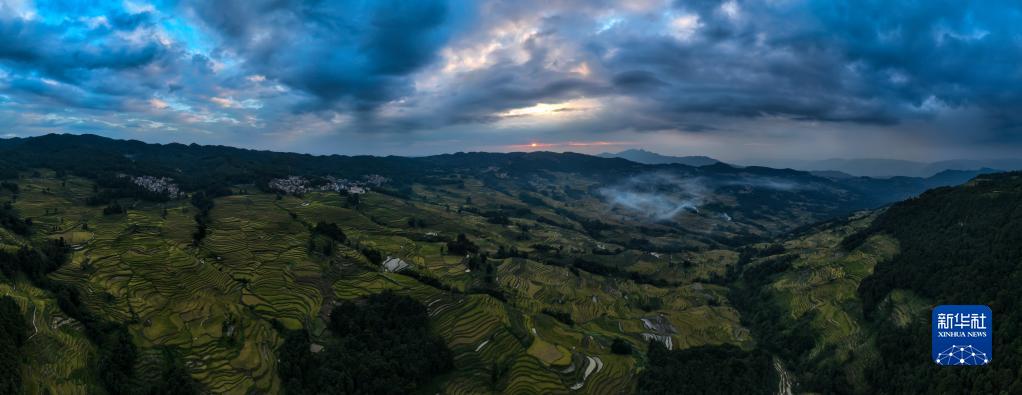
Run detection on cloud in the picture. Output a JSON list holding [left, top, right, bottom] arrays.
[[598, 173, 710, 220], [721, 177, 811, 192], [0, 12, 164, 82], [598, 171, 819, 221], [0, 0, 1021, 159], [182, 0, 470, 113]]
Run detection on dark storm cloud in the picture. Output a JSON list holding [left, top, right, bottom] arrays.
[[6, 75, 123, 110], [611, 70, 665, 91], [0, 5, 198, 115], [561, 0, 1019, 137], [0, 13, 166, 83], [1, 0, 1021, 158], [804, 1, 1022, 131], [583, 3, 899, 125], [183, 0, 469, 112], [367, 0, 915, 137]]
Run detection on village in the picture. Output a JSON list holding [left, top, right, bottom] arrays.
[[125, 175, 181, 198], [268, 174, 389, 195]]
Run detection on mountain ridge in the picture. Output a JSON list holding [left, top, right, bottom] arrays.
[[749, 157, 1022, 178], [0, 134, 994, 218], [0, 133, 1017, 394], [597, 149, 720, 167]]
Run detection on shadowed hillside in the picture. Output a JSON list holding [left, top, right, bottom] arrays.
[[731, 172, 1022, 394], [0, 134, 1010, 394]]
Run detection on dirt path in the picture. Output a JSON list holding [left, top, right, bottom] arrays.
[[28, 305, 39, 340], [773, 357, 793, 395]]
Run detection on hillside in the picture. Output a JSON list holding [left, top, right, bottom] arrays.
[[753, 157, 1022, 178], [732, 171, 1022, 394], [597, 150, 720, 167], [0, 134, 1010, 394], [0, 136, 762, 394], [0, 134, 988, 243]]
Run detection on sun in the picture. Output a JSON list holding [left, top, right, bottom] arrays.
[[530, 142, 538, 148]]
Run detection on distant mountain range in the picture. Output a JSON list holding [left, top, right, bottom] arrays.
[[1, 133, 1015, 394], [749, 157, 1022, 178], [597, 149, 1022, 178], [598, 149, 720, 167], [0, 134, 993, 217]]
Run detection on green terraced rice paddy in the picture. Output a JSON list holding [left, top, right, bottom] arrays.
[[4, 172, 755, 394], [1, 279, 100, 394], [754, 213, 905, 392]]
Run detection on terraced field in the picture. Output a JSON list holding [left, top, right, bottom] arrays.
[[747, 212, 910, 392], [0, 278, 100, 394], [3, 171, 756, 394], [296, 188, 754, 393]]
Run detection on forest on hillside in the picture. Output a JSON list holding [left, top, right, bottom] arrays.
[[852, 173, 1022, 394], [0, 135, 1018, 394]]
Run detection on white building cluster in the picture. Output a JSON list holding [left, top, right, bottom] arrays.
[[131, 176, 181, 198], [268, 176, 311, 194], [361, 174, 389, 187], [318, 176, 366, 194], [269, 174, 389, 195]]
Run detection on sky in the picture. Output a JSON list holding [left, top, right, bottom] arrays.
[[1, 0, 1021, 162]]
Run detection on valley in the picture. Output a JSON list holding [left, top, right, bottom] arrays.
[[0, 135, 1017, 394], [1, 166, 749, 394], [4, 1, 1021, 393]]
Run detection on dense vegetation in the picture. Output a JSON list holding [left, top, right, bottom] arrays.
[[0, 240, 70, 282], [85, 174, 173, 206], [611, 338, 633, 355], [727, 253, 829, 389], [0, 201, 31, 236], [637, 342, 776, 395], [0, 296, 28, 393], [0, 209, 196, 394], [190, 190, 218, 245], [0, 134, 1012, 393], [103, 201, 126, 215], [445, 233, 479, 255], [853, 172, 1022, 394], [0, 133, 985, 226], [277, 292, 453, 394], [312, 221, 347, 243]]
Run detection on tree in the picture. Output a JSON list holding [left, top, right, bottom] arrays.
[[851, 172, 1022, 394], [277, 292, 453, 394], [0, 296, 27, 393], [637, 342, 775, 395], [446, 233, 478, 255], [0, 296, 27, 347], [611, 338, 632, 355], [155, 348, 200, 395], [312, 222, 346, 243], [103, 201, 126, 215]]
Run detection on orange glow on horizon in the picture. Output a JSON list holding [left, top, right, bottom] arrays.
[[503, 140, 632, 151]]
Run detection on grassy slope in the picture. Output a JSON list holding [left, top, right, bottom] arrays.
[[1, 174, 101, 393], [740, 212, 933, 392], [293, 188, 751, 394], [1, 278, 99, 394], [3, 170, 754, 394]]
